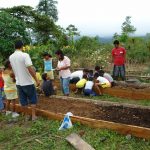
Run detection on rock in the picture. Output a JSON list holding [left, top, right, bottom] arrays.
[[126, 134, 132, 140]]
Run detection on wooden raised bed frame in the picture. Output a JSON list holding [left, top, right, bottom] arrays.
[[13, 103, 150, 140], [54, 81, 150, 100]]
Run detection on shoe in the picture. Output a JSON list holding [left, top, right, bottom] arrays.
[[12, 112, 20, 118], [6, 111, 12, 116]]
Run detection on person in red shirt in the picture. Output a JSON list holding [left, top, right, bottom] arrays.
[[112, 40, 126, 81]]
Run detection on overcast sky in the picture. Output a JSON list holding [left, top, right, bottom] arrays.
[[0, 0, 150, 36]]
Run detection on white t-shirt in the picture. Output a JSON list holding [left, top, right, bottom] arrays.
[[104, 73, 113, 83], [57, 56, 71, 78], [97, 76, 110, 84], [84, 81, 94, 90], [70, 71, 83, 80], [9, 50, 34, 86]]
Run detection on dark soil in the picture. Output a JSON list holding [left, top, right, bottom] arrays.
[[37, 96, 150, 128]]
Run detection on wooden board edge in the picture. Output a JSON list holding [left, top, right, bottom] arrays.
[[12, 104, 150, 140]]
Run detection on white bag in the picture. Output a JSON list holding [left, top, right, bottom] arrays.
[[59, 112, 73, 130]]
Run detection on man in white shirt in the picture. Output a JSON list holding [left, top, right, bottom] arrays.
[[70, 69, 89, 84], [9, 40, 39, 121]]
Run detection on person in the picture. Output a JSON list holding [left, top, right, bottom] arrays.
[[70, 69, 89, 84], [112, 40, 126, 81], [98, 70, 114, 87], [88, 70, 94, 78], [0, 67, 5, 113], [84, 77, 95, 96], [94, 73, 111, 95], [43, 52, 54, 80], [94, 66, 102, 74], [41, 73, 55, 97], [9, 40, 39, 121], [55, 50, 71, 96], [32, 67, 42, 87], [75, 74, 87, 94], [2, 60, 19, 117]]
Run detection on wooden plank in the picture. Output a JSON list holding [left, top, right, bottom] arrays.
[[13, 104, 150, 140], [54, 81, 150, 100], [66, 133, 95, 150]]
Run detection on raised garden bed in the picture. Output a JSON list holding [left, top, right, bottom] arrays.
[[13, 96, 150, 139]]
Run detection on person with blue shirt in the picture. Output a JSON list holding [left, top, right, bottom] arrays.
[[43, 52, 54, 80]]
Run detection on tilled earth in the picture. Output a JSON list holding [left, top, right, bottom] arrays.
[[37, 96, 150, 128]]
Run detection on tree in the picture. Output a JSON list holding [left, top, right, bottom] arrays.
[[113, 32, 119, 40], [66, 24, 80, 47], [33, 14, 57, 44], [1, 6, 36, 28], [113, 16, 136, 43], [121, 16, 136, 36], [37, 0, 58, 22], [0, 11, 30, 61], [2, 5, 60, 44]]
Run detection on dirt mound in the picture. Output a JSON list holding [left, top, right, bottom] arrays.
[[37, 96, 150, 128]]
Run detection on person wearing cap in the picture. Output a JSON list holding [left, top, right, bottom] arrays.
[[9, 40, 40, 121], [112, 40, 126, 81]]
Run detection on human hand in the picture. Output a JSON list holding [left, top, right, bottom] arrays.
[[56, 67, 61, 71]]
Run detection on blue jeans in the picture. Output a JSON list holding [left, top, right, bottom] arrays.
[[84, 89, 96, 96], [60, 77, 70, 95], [0, 88, 4, 110]]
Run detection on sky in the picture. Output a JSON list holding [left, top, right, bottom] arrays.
[[0, 0, 150, 36]]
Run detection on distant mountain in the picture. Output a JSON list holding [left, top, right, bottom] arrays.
[[74, 35, 113, 43], [99, 37, 113, 43]]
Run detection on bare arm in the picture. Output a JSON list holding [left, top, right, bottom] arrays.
[[27, 66, 39, 86]]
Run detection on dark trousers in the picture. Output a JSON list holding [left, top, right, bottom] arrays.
[[113, 65, 126, 81]]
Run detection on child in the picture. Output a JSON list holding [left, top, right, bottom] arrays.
[[94, 73, 111, 95], [95, 66, 102, 74], [41, 73, 55, 97], [84, 77, 95, 96], [75, 74, 87, 94], [0, 67, 5, 113], [70, 69, 89, 84], [88, 70, 94, 78], [2, 60, 19, 117], [33, 67, 42, 86], [43, 52, 54, 80], [98, 70, 114, 87]]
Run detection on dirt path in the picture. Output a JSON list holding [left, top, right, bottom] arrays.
[[37, 96, 150, 128]]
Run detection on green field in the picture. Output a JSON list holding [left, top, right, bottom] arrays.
[[0, 115, 150, 150]]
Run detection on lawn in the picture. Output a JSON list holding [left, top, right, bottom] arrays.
[[0, 115, 149, 150]]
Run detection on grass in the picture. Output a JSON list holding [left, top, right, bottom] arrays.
[[68, 92, 150, 107], [0, 115, 150, 150]]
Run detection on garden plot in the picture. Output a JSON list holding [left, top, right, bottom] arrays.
[[37, 96, 150, 128]]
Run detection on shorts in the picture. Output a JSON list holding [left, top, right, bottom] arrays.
[[5, 90, 18, 100], [100, 83, 111, 88], [17, 84, 38, 106], [45, 71, 54, 80], [70, 77, 80, 84]]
